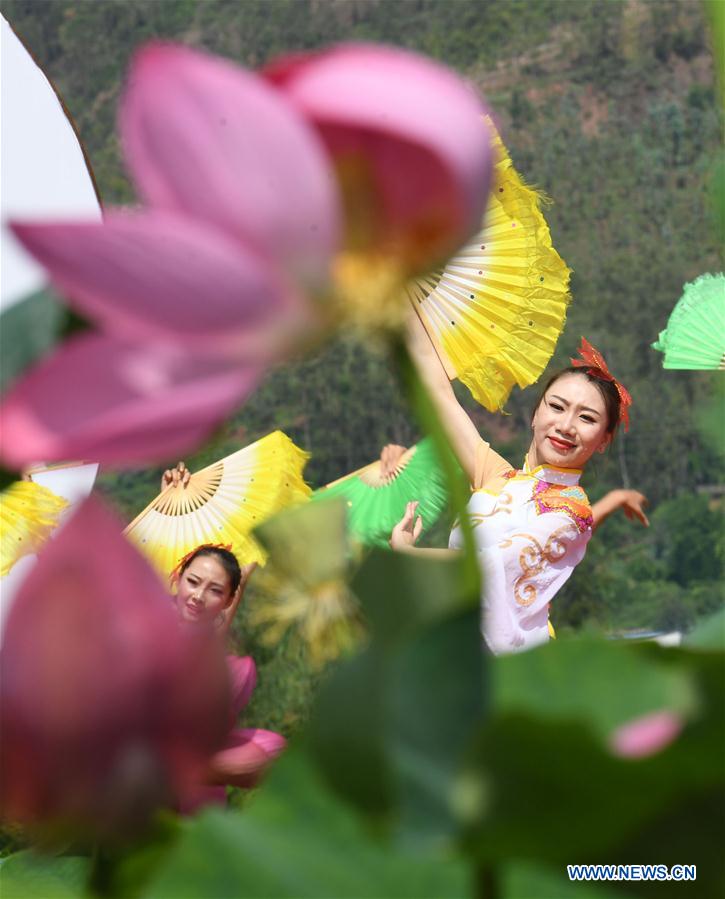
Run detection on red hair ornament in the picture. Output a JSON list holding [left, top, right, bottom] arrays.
[[570, 337, 632, 431]]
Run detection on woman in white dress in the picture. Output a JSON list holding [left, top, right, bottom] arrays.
[[390, 318, 640, 655]]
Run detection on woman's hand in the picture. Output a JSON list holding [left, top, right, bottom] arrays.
[[160, 461, 191, 492], [591, 488, 649, 531], [390, 501, 423, 550], [380, 444, 407, 479], [617, 490, 650, 527]]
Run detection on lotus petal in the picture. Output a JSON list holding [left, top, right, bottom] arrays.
[[267, 44, 493, 272], [122, 44, 341, 290], [0, 333, 260, 468], [609, 711, 683, 759], [12, 212, 310, 358]]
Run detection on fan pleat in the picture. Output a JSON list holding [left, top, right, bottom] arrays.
[[652, 273, 725, 370], [1, 481, 68, 577], [409, 122, 571, 410], [312, 440, 450, 547], [124, 431, 311, 578]]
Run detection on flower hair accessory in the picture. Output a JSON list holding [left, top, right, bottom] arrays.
[[169, 543, 234, 585], [571, 337, 632, 431]]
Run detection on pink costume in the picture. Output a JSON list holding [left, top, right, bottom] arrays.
[[179, 654, 285, 812]]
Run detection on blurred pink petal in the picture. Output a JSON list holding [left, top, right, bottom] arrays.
[[267, 44, 493, 271], [122, 43, 340, 290], [227, 654, 257, 720], [209, 727, 287, 788], [609, 711, 684, 759], [0, 333, 260, 468], [0, 497, 230, 834], [12, 212, 310, 357]]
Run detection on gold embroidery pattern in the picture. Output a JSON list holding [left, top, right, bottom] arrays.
[[469, 491, 513, 529], [499, 523, 578, 607]]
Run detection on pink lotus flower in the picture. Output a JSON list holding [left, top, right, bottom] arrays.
[[11, 211, 315, 358], [0, 496, 231, 837], [0, 497, 287, 832], [3, 42, 493, 468], [609, 710, 684, 759]]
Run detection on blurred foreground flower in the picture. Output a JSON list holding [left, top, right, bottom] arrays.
[[250, 500, 363, 667], [0, 335, 262, 467], [0, 497, 231, 839], [3, 42, 339, 468], [609, 710, 684, 759], [3, 42, 493, 469], [266, 44, 493, 325]]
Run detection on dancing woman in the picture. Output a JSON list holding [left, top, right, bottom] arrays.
[[169, 541, 256, 635], [391, 318, 635, 655], [165, 542, 284, 805]]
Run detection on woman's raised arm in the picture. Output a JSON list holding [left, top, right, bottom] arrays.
[[405, 313, 483, 485]]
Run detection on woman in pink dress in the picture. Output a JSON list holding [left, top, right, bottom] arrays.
[[169, 544, 285, 807]]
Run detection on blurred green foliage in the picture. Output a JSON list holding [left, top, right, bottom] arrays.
[[8, 556, 721, 898]]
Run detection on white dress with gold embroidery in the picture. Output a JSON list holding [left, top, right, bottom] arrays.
[[449, 448, 593, 655]]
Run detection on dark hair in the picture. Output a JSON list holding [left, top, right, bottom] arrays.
[[179, 545, 242, 594], [532, 367, 621, 435]]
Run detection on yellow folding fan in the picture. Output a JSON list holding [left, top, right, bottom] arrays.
[[1, 480, 68, 577], [124, 431, 311, 580], [406, 121, 571, 411]]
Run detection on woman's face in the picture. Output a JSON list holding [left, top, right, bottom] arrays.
[[175, 555, 234, 625], [530, 372, 611, 469]]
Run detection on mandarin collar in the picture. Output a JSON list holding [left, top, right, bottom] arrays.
[[521, 456, 583, 487]]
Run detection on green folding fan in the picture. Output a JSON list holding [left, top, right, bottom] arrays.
[[652, 273, 725, 370], [312, 439, 451, 548]]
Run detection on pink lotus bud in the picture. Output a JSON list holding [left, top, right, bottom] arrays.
[[609, 710, 684, 759], [0, 497, 230, 838]]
